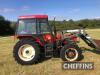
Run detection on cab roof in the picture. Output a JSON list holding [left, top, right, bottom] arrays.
[[18, 15, 48, 19]]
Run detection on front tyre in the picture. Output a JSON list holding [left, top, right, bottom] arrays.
[[60, 45, 82, 62], [13, 39, 40, 65]]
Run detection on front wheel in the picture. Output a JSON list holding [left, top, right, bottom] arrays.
[[13, 39, 40, 65], [60, 45, 82, 62]]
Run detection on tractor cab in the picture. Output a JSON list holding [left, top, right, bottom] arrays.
[[17, 15, 54, 44], [17, 15, 62, 47], [17, 15, 51, 35]]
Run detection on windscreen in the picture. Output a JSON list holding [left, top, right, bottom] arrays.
[[37, 19, 50, 34]]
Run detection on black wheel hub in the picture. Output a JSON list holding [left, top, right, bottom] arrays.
[[26, 50, 29, 54]]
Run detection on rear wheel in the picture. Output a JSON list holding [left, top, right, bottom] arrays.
[[60, 45, 82, 61], [13, 39, 40, 65]]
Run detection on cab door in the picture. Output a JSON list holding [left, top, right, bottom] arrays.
[[36, 18, 54, 57]]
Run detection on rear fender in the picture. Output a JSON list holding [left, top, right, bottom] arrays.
[[17, 36, 44, 47]]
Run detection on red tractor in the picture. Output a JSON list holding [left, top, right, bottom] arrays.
[[13, 15, 82, 65]]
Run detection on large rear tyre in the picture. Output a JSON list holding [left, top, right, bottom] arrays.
[[13, 39, 40, 65], [60, 45, 82, 62]]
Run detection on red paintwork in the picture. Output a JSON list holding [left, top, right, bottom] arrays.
[[17, 35, 44, 47], [18, 15, 48, 19], [43, 34, 52, 42], [65, 34, 78, 42], [17, 35, 33, 39], [56, 34, 62, 40], [35, 39, 44, 46], [72, 36, 78, 42], [63, 40, 68, 44]]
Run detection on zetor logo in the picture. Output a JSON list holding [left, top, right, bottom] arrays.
[[62, 62, 94, 70]]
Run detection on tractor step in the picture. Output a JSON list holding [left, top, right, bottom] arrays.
[[45, 43, 53, 57]]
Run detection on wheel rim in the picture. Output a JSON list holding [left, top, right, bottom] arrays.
[[18, 44, 35, 61], [65, 48, 78, 61]]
